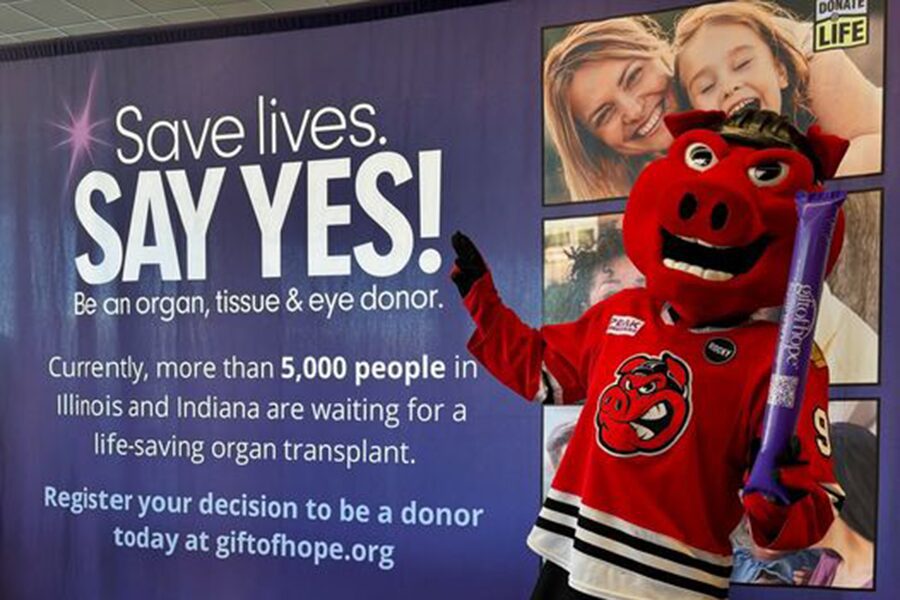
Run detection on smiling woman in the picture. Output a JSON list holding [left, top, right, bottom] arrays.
[[543, 17, 675, 201]]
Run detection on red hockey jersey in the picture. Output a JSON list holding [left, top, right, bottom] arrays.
[[464, 276, 839, 600]]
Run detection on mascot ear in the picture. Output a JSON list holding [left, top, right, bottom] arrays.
[[806, 126, 849, 180], [618, 357, 648, 376], [661, 352, 689, 390], [664, 110, 727, 138]]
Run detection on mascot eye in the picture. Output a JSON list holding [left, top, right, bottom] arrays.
[[624, 380, 633, 391], [638, 382, 657, 395], [748, 161, 789, 186], [685, 143, 718, 171]]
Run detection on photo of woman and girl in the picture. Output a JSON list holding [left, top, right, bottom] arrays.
[[543, 0, 884, 203]]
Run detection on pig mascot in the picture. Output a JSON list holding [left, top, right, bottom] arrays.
[[452, 109, 849, 600]]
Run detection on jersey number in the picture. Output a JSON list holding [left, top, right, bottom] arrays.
[[813, 407, 832, 457]]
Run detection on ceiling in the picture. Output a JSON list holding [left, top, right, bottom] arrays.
[[0, 0, 372, 46]]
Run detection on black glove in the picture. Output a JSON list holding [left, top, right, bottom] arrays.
[[450, 231, 487, 298]]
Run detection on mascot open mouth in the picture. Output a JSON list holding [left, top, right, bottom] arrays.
[[661, 229, 770, 281], [628, 401, 673, 441]]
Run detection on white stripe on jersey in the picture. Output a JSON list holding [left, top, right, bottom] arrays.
[[528, 489, 733, 600]]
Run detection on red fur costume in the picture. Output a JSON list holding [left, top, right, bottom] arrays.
[[452, 110, 848, 600]]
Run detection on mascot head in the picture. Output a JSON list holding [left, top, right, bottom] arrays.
[[623, 109, 848, 326]]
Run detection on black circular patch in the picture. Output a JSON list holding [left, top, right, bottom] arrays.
[[704, 338, 737, 365]]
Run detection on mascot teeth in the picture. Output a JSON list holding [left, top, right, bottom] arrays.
[[675, 234, 730, 249], [630, 422, 656, 441], [701, 269, 733, 281], [662, 258, 734, 281]]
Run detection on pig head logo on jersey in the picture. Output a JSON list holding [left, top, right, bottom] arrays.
[[595, 352, 692, 456]]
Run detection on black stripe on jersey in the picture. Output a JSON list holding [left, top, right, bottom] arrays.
[[535, 516, 576, 539], [544, 498, 731, 579], [575, 516, 732, 579], [544, 497, 580, 517], [541, 498, 732, 579], [571, 538, 729, 599]]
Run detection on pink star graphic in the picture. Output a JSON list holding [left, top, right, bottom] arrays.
[[52, 69, 109, 185]]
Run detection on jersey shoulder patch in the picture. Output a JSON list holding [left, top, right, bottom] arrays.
[[607, 315, 645, 336]]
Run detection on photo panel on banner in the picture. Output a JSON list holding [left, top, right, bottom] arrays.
[[542, 0, 885, 204], [543, 398, 879, 590]]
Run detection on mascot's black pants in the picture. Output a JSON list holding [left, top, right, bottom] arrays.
[[530, 561, 607, 600]]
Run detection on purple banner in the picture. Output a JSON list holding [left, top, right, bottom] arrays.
[[0, 1, 894, 598]]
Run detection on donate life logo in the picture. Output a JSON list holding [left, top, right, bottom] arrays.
[[814, 0, 870, 51]]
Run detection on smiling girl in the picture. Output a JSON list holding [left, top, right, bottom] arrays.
[[674, 0, 882, 177]]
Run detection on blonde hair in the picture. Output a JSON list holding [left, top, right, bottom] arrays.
[[673, 0, 811, 128], [544, 17, 672, 201]]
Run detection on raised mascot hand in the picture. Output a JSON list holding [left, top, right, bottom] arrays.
[[450, 231, 487, 298]]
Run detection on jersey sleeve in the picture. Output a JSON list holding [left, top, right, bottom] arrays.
[[792, 354, 843, 499], [743, 350, 842, 549], [462, 272, 599, 404]]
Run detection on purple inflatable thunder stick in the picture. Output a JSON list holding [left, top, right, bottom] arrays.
[[745, 190, 847, 503]]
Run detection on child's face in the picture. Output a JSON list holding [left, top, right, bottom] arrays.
[[567, 56, 676, 156], [678, 21, 789, 116], [588, 255, 644, 306]]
